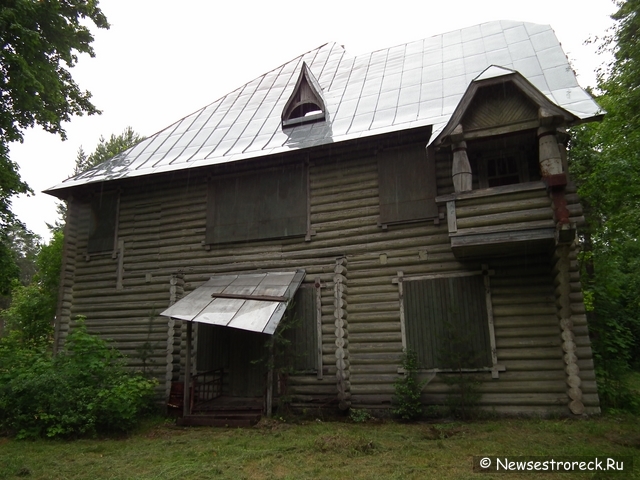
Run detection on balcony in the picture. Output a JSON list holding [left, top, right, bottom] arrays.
[[436, 182, 557, 258]]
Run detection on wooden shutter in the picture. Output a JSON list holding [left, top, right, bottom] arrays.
[[284, 286, 318, 372], [378, 144, 438, 225], [403, 275, 491, 369], [88, 192, 118, 253], [206, 163, 307, 244]]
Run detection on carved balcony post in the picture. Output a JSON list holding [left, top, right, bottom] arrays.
[[451, 125, 472, 193]]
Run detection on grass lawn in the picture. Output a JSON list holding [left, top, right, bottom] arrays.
[[0, 413, 638, 480]]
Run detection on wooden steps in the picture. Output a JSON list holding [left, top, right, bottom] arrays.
[[177, 411, 261, 427]]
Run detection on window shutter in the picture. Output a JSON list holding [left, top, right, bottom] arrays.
[[378, 145, 438, 225], [88, 192, 118, 253], [404, 275, 491, 369], [284, 286, 318, 372], [206, 163, 308, 244]]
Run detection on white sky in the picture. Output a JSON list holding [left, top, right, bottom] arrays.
[[9, 0, 616, 241]]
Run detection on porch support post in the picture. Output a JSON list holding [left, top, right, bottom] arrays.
[[183, 321, 192, 417], [266, 342, 274, 418]]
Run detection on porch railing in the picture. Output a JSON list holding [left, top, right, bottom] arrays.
[[190, 368, 224, 412]]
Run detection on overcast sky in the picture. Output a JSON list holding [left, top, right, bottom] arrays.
[[9, 0, 617, 241]]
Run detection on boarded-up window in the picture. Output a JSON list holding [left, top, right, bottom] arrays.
[[378, 145, 438, 225], [283, 286, 318, 372], [88, 192, 118, 253], [403, 275, 491, 369], [206, 163, 308, 244]]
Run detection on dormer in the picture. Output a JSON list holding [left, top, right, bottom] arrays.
[[433, 66, 577, 194], [282, 62, 327, 128]]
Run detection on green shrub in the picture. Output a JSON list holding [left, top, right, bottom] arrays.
[[392, 350, 427, 421], [0, 320, 156, 439]]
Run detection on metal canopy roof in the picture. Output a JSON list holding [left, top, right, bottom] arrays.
[[45, 20, 602, 196], [159, 270, 305, 335]]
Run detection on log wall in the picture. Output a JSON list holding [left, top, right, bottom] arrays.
[[54, 141, 600, 415]]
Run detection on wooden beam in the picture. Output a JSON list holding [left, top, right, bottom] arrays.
[[209, 293, 288, 302]]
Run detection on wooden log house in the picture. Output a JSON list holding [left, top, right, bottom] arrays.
[[45, 21, 603, 421]]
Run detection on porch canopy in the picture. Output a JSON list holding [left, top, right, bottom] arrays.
[[160, 270, 306, 334]]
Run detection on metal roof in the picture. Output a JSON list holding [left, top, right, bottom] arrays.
[[46, 20, 602, 195], [160, 270, 305, 334]]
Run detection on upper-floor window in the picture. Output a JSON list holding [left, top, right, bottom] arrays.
[[467, 130, 540, 189], [205, 163, 309, 244], [87, 192, 118, 253]]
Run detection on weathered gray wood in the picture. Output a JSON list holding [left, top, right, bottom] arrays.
[[183, 321, 192, 417]]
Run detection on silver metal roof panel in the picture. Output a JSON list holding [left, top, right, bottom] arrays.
[[46, 21, 603, 195]]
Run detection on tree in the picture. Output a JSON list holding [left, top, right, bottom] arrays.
[[568, 0, 640, 410], [0, 0, 109, 306], [73, 126, 143, 175]]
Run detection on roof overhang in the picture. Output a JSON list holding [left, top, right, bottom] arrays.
[[160, 270, 305, 335]]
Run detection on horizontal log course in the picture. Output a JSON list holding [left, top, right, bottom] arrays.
[[422, 380, 567, 394], [452, 185, 547, 207], [349, 322, 401, 334], [348, 311, 400, 324], [497, 347, 563, 361], [492, 315, 559, 329], [491, 293, 555, 306], [456, 207, 553, 231], [349, 352, 403, 364], [350, 384, 395, 395], [349, 342, 403, 354], [349, 373, 399, 385], [455, 196, 551, 219], [492, 304, 557, 317], [350, 364, 400, 375], [348, 332, 402, 343], [501, 359, 565, 371], [496, 336, 562, 349], [344, 393, 394, 406], [494, 326, 559, 338]]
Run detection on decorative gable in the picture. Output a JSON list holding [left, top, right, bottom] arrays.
[[461, 82, 539, 133], [282, 62, 326, 128]]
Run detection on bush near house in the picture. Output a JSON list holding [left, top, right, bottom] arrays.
[[0, 321, 156, 439]]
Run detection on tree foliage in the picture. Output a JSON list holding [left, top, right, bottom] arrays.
[[73, 126, 143, 175], [568, 0, 640, 410], [0, 0, 109, 305], [1, 230, 62, 343]]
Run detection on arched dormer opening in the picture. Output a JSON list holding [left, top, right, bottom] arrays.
[[282, 62, 327, 128]]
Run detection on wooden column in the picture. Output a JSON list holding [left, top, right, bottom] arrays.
[[451, 126, 472, 193], [538, 127, 563, 177]]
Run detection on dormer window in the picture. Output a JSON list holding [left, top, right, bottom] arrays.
[[282, 62, 326, 128]]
